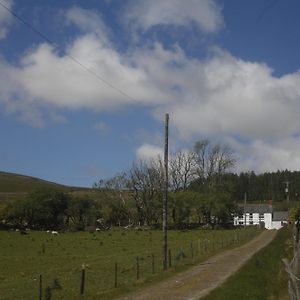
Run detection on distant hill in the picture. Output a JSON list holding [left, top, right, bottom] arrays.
[[0, 171, 94, 204], [0, 171, 70, 193]]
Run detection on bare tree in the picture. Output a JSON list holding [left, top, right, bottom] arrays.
[[169, 151, 198, 191], [127, 158, 164, 225], [193, 140, 236, 189], [94, 172, 128, 205]]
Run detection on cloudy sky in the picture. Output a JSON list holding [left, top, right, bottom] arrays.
[[1, 0, 300, 187]]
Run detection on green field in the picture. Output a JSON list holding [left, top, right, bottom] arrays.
[[0, 228, 258, 300]]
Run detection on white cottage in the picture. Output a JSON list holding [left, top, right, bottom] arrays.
[[233, 204, 289, 230], [234, 204, 273, 229]]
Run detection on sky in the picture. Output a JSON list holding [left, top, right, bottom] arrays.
[[1, 0, 300, 187]]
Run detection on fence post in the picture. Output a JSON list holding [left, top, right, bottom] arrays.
[[39, 274, 42, 300], [80, 263, 85, 295], [168, 249, 172, 267], [136, 256, 139, 280], [114, 262, 118, 288], [151, 254, 155, 274]]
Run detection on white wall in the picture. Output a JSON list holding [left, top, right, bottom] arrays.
[[233, 213, 272, 229], [272, 221, 288, 230]]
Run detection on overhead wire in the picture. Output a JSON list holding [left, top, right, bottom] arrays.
[[0, 1, 137, 102]]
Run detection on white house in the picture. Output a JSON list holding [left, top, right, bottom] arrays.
[[272, 211, 289, 230], [233, 204, 288, 230]]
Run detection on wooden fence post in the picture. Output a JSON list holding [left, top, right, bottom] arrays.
[[151, 254, 155, 274], [39, 274, 42, 300], [136, 256, 139, 280], [80, 263, 85, 295], [114, 262, 118, 287], [168, 249, 172, 267]]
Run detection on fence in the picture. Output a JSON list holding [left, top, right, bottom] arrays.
[[30, 229, 257, 300], [283, 223, 300, 299]]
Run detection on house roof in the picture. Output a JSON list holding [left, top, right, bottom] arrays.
[[273, 211, 288, 221], [237, 204, 272, 214]]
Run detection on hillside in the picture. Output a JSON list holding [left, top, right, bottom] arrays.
[[0, 171, 70, 193], [0, 171, 95, 203]]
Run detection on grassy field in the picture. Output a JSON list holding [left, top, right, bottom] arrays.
[[203, 227, 291, 300], [0, 228, 258, 300]]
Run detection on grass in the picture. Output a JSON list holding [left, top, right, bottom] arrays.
[[0, 228, 259, 300], [202, 227, 291, 300]]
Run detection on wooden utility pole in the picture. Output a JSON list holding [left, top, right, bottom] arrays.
[[244, 192, 247, 230], [163, 113, 169, 270], [284, 181, 290, 207]]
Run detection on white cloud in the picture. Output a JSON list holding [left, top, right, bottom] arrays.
[[231, 138, 300, 173], [136, 144, 163, 160], [3, 5, 300, 173], [0, 0, 13, 39], [65, 6, 110, 45], [124, 0, 223, 33]]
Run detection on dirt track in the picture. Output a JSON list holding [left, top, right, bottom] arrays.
[[118, 230, 277, 300]]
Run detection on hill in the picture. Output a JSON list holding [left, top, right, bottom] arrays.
[[0, 171, 95, 204], [0, 171, 70, 193]]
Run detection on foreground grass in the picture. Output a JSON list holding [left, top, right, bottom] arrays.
[[203, 227, 291, 300], [0, 228, 258, 300]]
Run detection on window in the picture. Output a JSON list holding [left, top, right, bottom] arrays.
[[239, 221, 243, 225], [259, 213, 264, 219], [249, 221, 253, 225], [249, 213, 253, 219]]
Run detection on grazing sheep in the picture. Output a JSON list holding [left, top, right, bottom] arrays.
[[51, 231, 59, 235], [95, 228, 101, 232]]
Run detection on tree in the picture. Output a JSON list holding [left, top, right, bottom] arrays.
[[169, 151, 197, 191], [192, 139, 236, 191], [127, 159, 164, 225], [3, 190, 70, 229], [67, 197, 94, 230]]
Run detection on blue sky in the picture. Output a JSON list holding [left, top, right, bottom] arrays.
[[1, 0, 300, 187]]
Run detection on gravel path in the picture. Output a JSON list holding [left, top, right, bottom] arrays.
[[118, 230, 277, 300]]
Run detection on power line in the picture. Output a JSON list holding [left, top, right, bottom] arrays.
[[0, 1, 136, 102]]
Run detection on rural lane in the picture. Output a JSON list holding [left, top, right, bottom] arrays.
[[118, 229, 277, 300]]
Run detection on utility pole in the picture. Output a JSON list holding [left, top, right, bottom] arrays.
[[284, 181, 290, 207], [244, 192, 247, 230], [163, 113, 169, 270]]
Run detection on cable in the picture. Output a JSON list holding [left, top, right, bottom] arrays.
[[0, 1, 137, 102]]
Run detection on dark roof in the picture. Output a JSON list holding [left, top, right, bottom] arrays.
[[237, 204, 272, 214], [273, 211, 288, 221]]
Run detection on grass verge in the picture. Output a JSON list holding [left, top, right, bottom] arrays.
[[202, 227, 291, 300]]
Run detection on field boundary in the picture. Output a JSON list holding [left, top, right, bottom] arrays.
[[117, 230, 277, 300]]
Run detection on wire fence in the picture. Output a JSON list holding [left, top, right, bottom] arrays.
[[0, 228, 259, 300], [284, 223, 300, 300], [36, 230, 257, 300]]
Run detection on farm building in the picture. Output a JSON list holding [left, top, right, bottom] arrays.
[[233, 204, 288, 230]]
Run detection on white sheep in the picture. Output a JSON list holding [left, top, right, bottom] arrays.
[[51, 231, 59, 235]]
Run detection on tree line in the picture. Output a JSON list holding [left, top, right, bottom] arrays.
[[2, 139, 298, 231]]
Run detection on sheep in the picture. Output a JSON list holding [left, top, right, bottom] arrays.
[[95, 228, 101, 232], [51, 231, 59, 235]]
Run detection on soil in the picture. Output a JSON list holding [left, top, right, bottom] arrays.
[[118, 230, 277, 300]]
